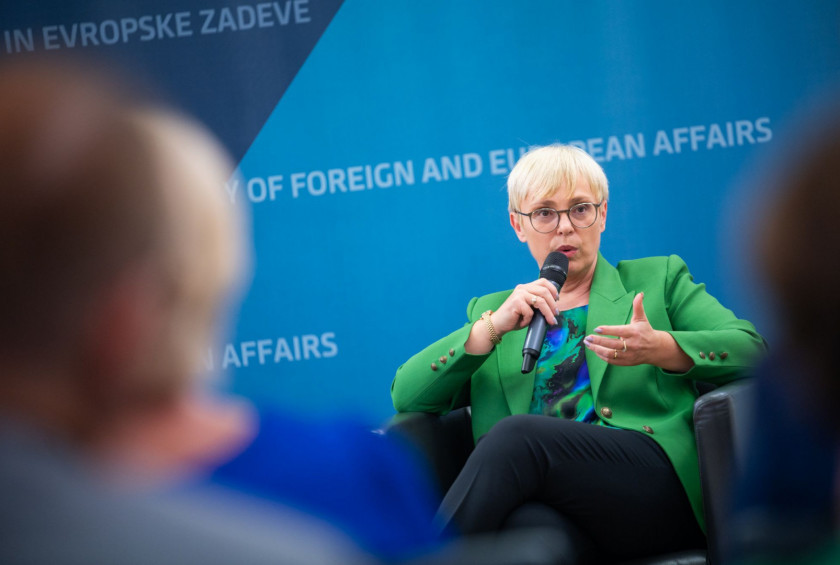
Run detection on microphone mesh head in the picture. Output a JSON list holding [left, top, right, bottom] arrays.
[[540, 251, 568, 285]]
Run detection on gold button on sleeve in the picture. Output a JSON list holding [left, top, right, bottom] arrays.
[[449, 348, 456, 357], [439, 355, 448, 364], [720, 352, 728, 360], [430, 362, 438, 371], [600, 407, 613, 419], [709, 352, 716, 360], [642, 425, 654, 434], [698, 352, 706, 359]]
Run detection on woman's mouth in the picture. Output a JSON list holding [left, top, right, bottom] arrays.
[[556, 246, 577, 257]]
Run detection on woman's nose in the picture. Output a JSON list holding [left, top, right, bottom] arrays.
[[555, 212, 575, 233]]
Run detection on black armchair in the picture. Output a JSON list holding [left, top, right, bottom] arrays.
[[385, 380, 755, 565]]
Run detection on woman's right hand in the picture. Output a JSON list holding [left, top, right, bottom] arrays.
[[464, 279, 559, 354]]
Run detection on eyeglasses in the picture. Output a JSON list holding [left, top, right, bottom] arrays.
[[515, 201, 603, 232]]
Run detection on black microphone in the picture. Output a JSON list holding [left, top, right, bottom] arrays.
[[521, 251, 569, 373]]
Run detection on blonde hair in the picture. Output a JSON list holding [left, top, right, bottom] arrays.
[[507, 144, 609, 212]]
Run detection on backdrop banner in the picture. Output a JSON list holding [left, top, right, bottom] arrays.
[[5, 1, 840, 423]]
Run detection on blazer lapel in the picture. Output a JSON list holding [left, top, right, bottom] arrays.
[[585, 254, 634, 401], [499, 327, 532, 413]]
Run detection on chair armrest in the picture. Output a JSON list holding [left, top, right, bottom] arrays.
[[383, 408, 475, 497], [693, 379, 756, 565]]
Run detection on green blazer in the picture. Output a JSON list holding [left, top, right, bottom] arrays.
[[391, 253, 767, 531]]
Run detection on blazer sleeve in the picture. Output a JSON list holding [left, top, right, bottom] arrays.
[[391, 297, 492, 414], [662, 254, 768, 384]]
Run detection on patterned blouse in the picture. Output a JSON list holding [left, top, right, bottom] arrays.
[[529, 305, 609, 425]]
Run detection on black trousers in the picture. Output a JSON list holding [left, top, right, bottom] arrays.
[[438, 414, 705, 562]]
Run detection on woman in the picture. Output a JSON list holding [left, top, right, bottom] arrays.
[[391, 144, 767, 561]]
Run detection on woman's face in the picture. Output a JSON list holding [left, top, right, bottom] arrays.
[[509, 175, 607, 284]]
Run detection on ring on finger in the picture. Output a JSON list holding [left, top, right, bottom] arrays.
[[614, 349, 618, 359], [621, 338, 627, 352], [531, 295, 537, 306]]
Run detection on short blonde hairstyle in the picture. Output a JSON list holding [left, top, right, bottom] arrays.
[[507, 144, 609, 212]]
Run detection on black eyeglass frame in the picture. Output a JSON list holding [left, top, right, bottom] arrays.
[[515, 200, 604, 233]]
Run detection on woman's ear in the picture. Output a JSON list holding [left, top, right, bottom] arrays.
[[510, 211, 528, 242], [599, 201, 608, 233]]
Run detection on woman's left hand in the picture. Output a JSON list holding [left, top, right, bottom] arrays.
[[583, 293, 693, 372]]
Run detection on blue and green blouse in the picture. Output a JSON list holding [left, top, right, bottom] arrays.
[[529, 305, 608, 425]]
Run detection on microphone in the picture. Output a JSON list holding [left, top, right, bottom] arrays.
[[521, 251, 569, 373]]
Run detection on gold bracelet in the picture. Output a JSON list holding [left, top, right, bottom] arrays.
[[480, 310, 501, 345]]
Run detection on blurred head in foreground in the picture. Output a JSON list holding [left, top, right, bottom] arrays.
[[755, 106, 840, 428], [725, 102, 840, 565], [0, 57, 388, 565], [0, 56, 251, 481]]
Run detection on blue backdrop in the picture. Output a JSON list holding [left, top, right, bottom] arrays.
[[5, 1, 840, 424]]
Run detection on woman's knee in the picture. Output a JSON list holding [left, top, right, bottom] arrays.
[[483, 414, 543, 443], [473, 414, 558, 460], [460, 416, 553, 493], [477, 415, 595, 461]]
